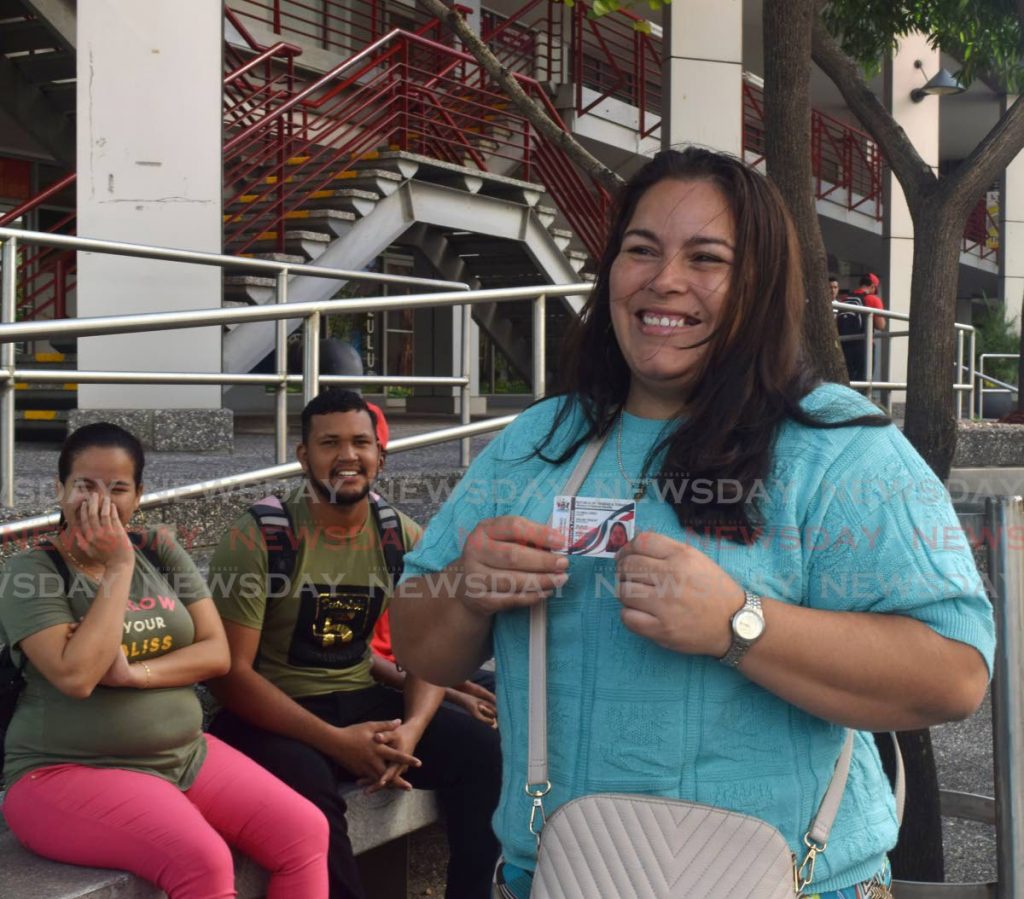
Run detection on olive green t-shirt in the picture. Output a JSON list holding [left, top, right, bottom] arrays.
[[208, 489, 420, 699], [0, 528, 211, 789]]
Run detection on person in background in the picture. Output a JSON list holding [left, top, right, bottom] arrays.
[[391, 148, 993, 899], [0, 422, 328, 899], [207, 389, 501, 899]]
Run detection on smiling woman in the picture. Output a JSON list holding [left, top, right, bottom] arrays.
[[609, 178, 734, 416], [391, 147, 995, 899]]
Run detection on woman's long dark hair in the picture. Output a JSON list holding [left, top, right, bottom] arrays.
[[534, 147, 886, 541]]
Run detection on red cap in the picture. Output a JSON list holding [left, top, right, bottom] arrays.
[[364, 401, 389, 449], [868, 272, 880, 288]]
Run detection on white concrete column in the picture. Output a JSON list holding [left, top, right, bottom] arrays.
[[661, 0, 743, 154], [77, 0, 221, 410], [1001, 95, 1024, 336], [883, 34, 941, 389]]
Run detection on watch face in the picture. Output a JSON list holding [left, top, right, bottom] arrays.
[[734, 608, 765, 641]]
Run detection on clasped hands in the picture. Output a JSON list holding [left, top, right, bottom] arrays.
[[327, 719, 426, 794], [456, 516, 745, 657]]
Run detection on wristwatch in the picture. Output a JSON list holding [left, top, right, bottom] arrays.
[[719, 590, 765, 668]]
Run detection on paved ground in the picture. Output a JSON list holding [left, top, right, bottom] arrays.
[[4, 411, 1005, 891]]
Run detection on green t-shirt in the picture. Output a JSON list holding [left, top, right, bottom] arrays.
[[0, 528, 211, 789], [208, 489, 421, 699]]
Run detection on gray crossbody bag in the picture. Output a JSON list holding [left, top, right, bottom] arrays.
[[526, 434, 905, 898]]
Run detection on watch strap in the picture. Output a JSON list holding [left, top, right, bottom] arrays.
[[719, 590, 763, 668]]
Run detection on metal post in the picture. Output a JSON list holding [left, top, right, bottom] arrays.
[[967, 328, 976, 421], [864, 316, 874, 404], [303, 312, 320, 405], [1, 236, 17, 507], [460, 302, 472, 467], [532, 293, 546, 402], [988, 496, 1024, 899], [956, 329, 965, 419], [274, 271, 288, 465]]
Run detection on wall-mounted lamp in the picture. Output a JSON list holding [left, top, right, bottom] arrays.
[[910, 59, 966, 102]]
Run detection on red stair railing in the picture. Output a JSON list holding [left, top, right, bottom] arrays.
[[963, 195, 999, 262], [225, 0, 458, 57], [743, 80, 884, 221], [572, 0, 661, 138], [0, 174, 77, 321], [222, 27, 611, 258]]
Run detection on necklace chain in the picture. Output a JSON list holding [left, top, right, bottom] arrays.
[[615, 413, 653, 501], [59, 532, 102, 574]]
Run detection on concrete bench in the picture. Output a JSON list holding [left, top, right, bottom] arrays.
[[0, 785, 440, 898]]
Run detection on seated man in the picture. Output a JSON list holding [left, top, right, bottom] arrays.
[[207, 389, 500, 899]]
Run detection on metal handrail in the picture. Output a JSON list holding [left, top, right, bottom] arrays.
[[0, 226, 588, 507], [832, 300, 976, 417], [0, 227, 461, 291], [0, 414, 518, 541], [976, 353, 1020, 417]]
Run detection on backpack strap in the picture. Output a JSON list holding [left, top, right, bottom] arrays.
[[40, 533, 167, 594], [128, 531, 164, 574], [247, 491, 405, 600], [369, 491, 406, 590], [249, 495, 297, 581], [248, 495, 298, 627], [38, 540, 72, 595]]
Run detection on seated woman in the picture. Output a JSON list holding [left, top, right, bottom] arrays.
[[0, 422, 328, 899], [391, 148, 994, 898]]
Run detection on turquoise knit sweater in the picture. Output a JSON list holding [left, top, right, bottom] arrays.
[[401, 383, 994, 892]]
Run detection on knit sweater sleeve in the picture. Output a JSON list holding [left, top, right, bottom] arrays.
[[801, 422, 995, 674]]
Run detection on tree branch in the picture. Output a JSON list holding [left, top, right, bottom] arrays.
[[419, 0, 623, 194], [811, 15, 935, 204], [940, 95, 1024, 212]]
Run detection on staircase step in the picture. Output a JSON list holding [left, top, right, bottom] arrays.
[[227, 194, 370, 222], [16, 351, 74, 368], [14, 49, 75, 85], [535, 205, 557, 228], [0, 19, 57, 53], [223, 275, 276, 305], [245, 230, 332, 258], [235, 253, 305, 265], [549, 227, 572, 251], [261, 167, 403, 197], [296, 188, 379, 216], [227, 209, 355, 237], [14, 385, 77, 410], [40, 79, 76, 115]]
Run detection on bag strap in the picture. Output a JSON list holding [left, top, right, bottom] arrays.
[[38, 532, 165, 593], [250, 492, 407, 598], [525, 433, 905, 870], [369, 490, 406, 590]]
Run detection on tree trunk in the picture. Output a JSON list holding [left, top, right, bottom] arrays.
[[902, 199, 965, 480], [762, 0, 847, 384]]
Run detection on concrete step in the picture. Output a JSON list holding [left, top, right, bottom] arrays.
[[230, 187, 379, 218], [243, 230, 332, 259], [225, 208, 356, 237], [14, 49, 76, 86]]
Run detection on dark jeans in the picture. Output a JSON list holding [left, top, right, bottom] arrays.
[[212, 684, 502, 899]]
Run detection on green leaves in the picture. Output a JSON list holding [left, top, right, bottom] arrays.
[[822, 0, 1024, 91]]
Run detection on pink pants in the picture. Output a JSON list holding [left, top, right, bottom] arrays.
[[2, 734, 328, 899]]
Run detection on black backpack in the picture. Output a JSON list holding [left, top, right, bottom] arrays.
[[835, 292, 867, 337], [0, 534, 165, 780], [247, 491, 407, 617]]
